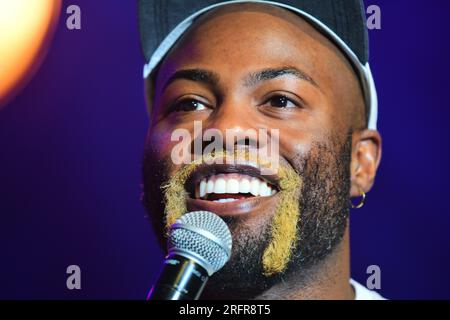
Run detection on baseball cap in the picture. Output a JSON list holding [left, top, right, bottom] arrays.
[[138, 0, 378, 129]]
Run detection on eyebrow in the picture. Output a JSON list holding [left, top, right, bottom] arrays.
[[244, 66, 318, 88], [162, 66, 318, 92], [162, 69, 220, 91]]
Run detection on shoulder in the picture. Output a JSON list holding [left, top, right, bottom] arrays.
[[350, 279, 387, 300]]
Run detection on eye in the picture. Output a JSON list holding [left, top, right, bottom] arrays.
[[263, 94, 299, 109], [172, 98, 209, 112]]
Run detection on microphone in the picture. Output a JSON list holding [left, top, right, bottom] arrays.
[[147, 210, 232, 300]]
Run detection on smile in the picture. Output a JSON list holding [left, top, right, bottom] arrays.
[[185, 163, 280, 216], [195, 173, 277, 202]]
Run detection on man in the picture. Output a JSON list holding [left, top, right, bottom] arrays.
[[139, 0, 383, 300]]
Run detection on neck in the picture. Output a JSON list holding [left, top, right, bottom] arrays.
[[255, 225, 353, 300]]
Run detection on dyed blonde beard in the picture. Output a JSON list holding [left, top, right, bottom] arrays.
[[161, 150, 302, 276]]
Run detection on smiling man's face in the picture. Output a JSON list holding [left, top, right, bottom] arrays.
[[142, 3, 381, 299]]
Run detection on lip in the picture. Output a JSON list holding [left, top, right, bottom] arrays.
[[186, 192, 279, 217], [184, 162, 280, 217], [185, 163, 280, 195]]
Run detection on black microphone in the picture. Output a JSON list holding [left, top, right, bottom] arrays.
[[147, 211, 232, 300]]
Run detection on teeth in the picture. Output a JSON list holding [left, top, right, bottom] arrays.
[[195, 173, 277, 199], [250, 178, 260, 196], [206, 179, 214, 193], [259, 181, 268, 197], [239, 178, 250, 193], [214, 176, 226, 194], [226, 178, 240, 193], [199, 179, 206, 198], [213, 198, 238, 203]]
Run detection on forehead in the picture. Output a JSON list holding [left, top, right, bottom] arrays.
[[156, 3, 355, 92]]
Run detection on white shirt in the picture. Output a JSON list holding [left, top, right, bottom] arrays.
[[350, 279, 386, 300]]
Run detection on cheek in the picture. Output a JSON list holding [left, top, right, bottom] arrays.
[[267, 111, 334, 164], [146, 122, 197, 176], [146, 124, 174, 156], [276, 116, 338, 168], [277, 128, 314, 167]]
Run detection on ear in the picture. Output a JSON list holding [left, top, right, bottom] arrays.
[[350, 129, 382, 197]]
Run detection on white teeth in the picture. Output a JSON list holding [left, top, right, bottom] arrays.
[[214, 176, 226, 194], [259, 181, 268, 197], [239, 178, 250, 193], [266, 185, 273, 196], [199, 179, 206, 198], [250, 178, 260, 196], [195, 173, 277, 199], [226, 178, 240, 193], [206, 179, 214, 193], [213, 198, 238, 203]]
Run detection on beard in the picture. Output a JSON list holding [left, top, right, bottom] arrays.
[[142, 132, 352, 299]]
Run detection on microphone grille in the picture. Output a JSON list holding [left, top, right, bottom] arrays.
[[168, 211, 232, 275]]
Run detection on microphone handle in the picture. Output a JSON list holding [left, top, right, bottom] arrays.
[[147, 254, 209, 300]]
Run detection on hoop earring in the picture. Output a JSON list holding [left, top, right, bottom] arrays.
[[350, 188, 366, 209]]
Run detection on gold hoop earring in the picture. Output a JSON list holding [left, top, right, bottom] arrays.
[[350, 188, 366, 209]]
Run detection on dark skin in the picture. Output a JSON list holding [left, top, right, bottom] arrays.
[[144, 3, 382, 299]]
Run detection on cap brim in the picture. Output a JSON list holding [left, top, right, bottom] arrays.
[[141, 0, 378, 129]]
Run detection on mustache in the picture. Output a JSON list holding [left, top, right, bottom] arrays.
[[161, 149, 294, 226], [161, 149, 303, 276]]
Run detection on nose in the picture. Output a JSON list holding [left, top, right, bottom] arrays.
[[202, 98, 264, 152]]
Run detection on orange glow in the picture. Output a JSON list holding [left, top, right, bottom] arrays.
[[0, 0, 61, 108]]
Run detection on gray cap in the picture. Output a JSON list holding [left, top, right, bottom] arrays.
[[139, 0, 378, 129]]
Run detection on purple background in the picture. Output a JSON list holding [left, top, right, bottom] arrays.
[[1, 0, 449, 299]]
